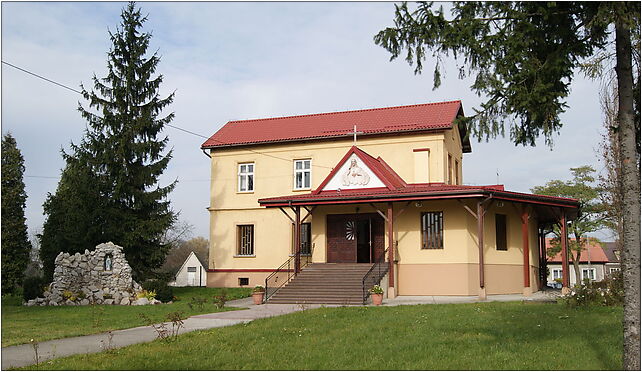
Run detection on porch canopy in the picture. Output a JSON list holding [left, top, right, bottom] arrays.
[[259, 181, 580, 297]]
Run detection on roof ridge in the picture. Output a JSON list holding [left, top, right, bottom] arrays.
[[226, 100, 463, 125]]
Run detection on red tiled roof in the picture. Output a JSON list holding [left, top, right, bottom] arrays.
[[201, 101, 465, 149], [546, 239, 610, 263], [259, 182, 578, 206]]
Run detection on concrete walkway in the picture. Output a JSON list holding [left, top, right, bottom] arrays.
[[383, 290, 560, 306], [1, 291, 559, 369]]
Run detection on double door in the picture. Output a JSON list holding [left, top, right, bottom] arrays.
[[327, 213, 385, 263]]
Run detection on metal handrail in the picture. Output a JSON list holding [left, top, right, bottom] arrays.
[[264, 244, 314, 303], [361, 248, 389, 304]]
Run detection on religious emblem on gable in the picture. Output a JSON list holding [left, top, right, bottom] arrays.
[[342, 159, 370, 186]]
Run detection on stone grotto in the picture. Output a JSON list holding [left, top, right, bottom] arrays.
[[25, 242, 151, 306]]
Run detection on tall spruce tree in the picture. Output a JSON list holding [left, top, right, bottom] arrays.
[[1, 133, 32, 292], [40, 2, 176, 281], [375, 3, 640, 368]]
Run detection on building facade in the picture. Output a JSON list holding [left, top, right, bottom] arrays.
[[547, 240, 621, 287], [201, 101, 579, 299]]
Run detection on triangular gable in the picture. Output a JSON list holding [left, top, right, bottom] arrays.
[[313, 146, 406, 194], [175, 251, 205, 278]]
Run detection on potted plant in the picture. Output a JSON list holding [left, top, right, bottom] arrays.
[[252, 285, 265, 305], [370, 285, 384, 306]]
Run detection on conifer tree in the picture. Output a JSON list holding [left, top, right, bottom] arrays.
[[41, 2, 176, 280], [1, 133, 32, 292], [40, 152, 105, 280]]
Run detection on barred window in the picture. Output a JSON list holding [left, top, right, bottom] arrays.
[[237, 225, 254, 256], [421, 212, 443, 249]]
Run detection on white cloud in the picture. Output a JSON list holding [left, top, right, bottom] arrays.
[[2, 2, 607, 240]]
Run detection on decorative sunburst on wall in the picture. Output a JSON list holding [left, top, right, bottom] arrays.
[[345, 221, 355, 240]]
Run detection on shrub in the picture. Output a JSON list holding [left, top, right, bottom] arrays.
[[62, 290, 77, 301], [252, 285, 265, 293], [142, 279, 173, 303], [562, 271, 624, 307], [213, 289, 228, 309], [22, 276, 47, 301], [137, 290, 157, 301], [369, 285, 384, 294]]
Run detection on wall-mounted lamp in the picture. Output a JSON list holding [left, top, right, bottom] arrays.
[[415, 202, 423, 208], [497, 201, 504, 207]]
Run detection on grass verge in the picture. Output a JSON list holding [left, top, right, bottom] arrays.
[[2, 287, 251, 347], [27, 301, 622, 370]]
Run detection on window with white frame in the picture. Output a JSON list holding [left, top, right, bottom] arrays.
[[552, 268, 562, 280], [238, 163, 254, 192], [294, 159, 311, 190], [609, 267, 621, 274], [581, 268, 596, 281]]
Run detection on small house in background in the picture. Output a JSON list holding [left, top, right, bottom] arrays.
[[602, 242, 622, 277], [546, 239, 619, 287], [170, 251, 208, 287]]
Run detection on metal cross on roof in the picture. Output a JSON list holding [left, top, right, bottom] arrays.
[[352, 125, 364, 146]]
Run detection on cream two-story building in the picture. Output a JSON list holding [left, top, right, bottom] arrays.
[[201, 101, 579, 302]]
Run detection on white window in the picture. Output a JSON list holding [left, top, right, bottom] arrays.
[[552, 269, 562, 280], [609, 267, 621, 274], [294, 159, 311, 190], [581, 268, 596, 281], [238, 163, 254, 192]]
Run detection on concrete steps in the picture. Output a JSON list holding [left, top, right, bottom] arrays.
[[267, 263, 374, 305]]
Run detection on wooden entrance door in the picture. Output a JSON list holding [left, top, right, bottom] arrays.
[[326, 213, 384, 263]]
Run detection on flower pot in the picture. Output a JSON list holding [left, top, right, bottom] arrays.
[[372, 293, 383, 306], [252, 292, 265, 305]]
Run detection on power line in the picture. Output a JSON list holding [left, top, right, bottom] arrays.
[[3, 60, 334, 169], [2, 60, 208, 139], [25, 175, 60, 179], [165, 124, 208, 139], [2, 60, 82, 95]]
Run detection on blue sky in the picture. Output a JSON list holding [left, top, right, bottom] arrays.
[[2, 2, 612, 242]]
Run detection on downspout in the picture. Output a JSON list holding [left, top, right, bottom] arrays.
[[477, 193, 493, 299]]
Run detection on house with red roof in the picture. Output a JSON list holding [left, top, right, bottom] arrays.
[[546, 239, 621, 287], [201, 101, 579, 303]]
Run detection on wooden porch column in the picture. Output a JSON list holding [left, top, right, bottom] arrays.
[[477, 201, 486, 300], [560, 211, 570, 294], [387, 202, 395, 297], [521, 209, 532, 296], [539, 227, 547, 290], [294, 206, 301, 275]]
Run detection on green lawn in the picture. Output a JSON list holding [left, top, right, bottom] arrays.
[[29, 302, 622, 370], [2, 287, 251, 347]]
